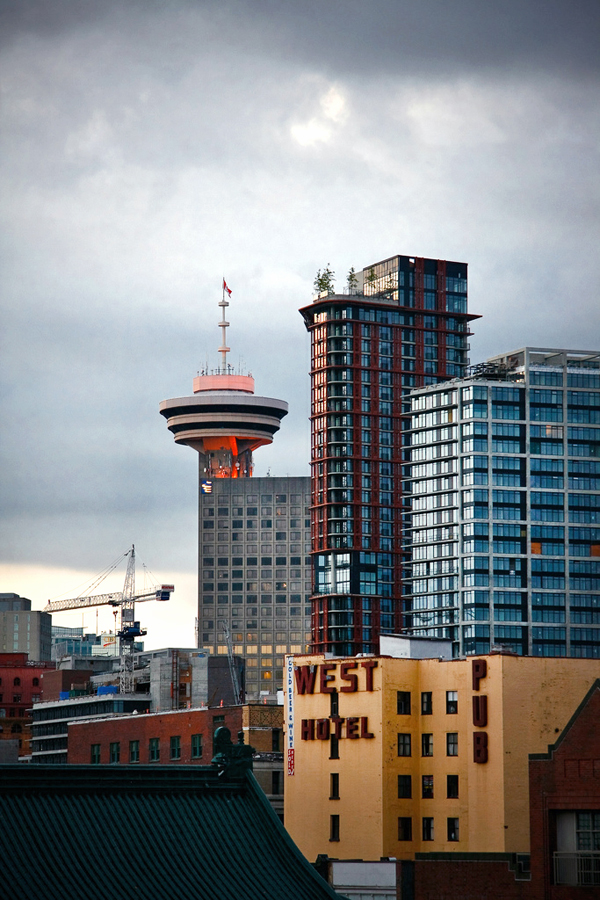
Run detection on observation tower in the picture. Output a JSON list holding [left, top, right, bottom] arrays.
[[159, 284, 288, 478]]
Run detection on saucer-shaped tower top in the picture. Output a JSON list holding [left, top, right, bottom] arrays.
[[159, 284, 288, 478]]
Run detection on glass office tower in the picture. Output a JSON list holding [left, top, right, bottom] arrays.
[[299, 254, 478, 655], [403, 347, 600, 657]]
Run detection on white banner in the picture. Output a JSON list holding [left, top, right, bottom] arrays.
[[285, 655, 295, 775]]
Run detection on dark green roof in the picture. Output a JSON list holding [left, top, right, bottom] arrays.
[[0, 763, 344, 900]]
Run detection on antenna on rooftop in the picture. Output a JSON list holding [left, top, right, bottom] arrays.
[[219, 279, 232, 374]]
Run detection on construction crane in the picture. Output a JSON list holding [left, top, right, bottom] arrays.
[[44, 545, 174, 694], [220, 621, 243, 705]]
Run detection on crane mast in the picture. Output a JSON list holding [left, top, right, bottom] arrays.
[[220, 621, 242, 704], [119, 547, 140, 694]]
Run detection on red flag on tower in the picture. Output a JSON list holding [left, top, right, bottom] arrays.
[[223, 279, 232, 296]]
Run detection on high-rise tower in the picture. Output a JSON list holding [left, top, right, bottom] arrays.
[[160, 288, 288, 477], [160, 286, 296, 697], [300, 254, 479, 656], [404, 347, 600, 658]]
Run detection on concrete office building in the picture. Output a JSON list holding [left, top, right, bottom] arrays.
[[403, 347, 600, 657], [299, 254, 479, 657], [0, 594, 52, 661], [197, 475, 312, 699]]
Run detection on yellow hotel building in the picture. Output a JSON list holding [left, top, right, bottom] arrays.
[[284, 651, 600, 862]]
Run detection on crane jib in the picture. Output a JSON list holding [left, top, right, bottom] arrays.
[[44, 585, 174, 613]]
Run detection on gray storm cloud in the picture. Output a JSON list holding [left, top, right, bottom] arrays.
[[1, 0, 598, 578]]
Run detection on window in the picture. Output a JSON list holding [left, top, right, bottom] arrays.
[[109, 742, 120, 764], [90, 744, 100, 765], [330, 773, 340, 799], [422, 734, 433, 757], [397, 691, 411, 715], [271, 771, 282, 795], [447, 818, 459, 841], [576, 811, 600, 851], [555, 810, 600, 884], [149, 737, 160, 762], [398, 775, 412, 798], [446, 691, 458, 714], [170, 736, 181, 760], [330, 734, 339, 760], [129, 740, 140, 763], [398, 733, 412, 757], [13, 678, 20, 687], [330, 691, 339, 717], [330, 814, 340, 842], [398, 817, 413, 841], [272, 728, 282, 751], [422, 775, 434, 798], [212, 714, 225, 732], [421, 692, 432, 715], [422, 817, 434, 841], [446, 733, 458, 756], [191, 733, 203, 759], [447, 775, 459, 798]]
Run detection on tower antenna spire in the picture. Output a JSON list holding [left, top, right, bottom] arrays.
[[219, 279, 232, 375]]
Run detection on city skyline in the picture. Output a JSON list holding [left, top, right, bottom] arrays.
[[1, 1, 599, 648]]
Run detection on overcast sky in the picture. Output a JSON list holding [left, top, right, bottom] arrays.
[[1, 0, 598, 647]]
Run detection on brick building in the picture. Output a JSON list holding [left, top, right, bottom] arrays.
[[300, 665, 600, 898], [0, 652, 55, 756], [391, 680, 600, 898], [68, 703, 285, 817], [40, 667, 102, 701], [529, 679, 600, 894], [284, 648, 600, 864], [31, 691, 151, 763]]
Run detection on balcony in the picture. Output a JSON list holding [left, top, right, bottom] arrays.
[[554, 851, 600, 886]]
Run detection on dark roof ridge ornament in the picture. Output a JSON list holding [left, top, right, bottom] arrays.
[[211, 726, 254, 777]]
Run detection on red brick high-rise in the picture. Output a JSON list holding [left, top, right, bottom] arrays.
[[299, 255, 479, 655]]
